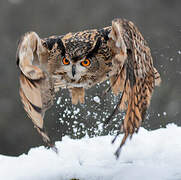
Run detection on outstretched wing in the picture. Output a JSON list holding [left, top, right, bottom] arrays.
[[108, 19, 161, 157], [16, 32, 56, 150]]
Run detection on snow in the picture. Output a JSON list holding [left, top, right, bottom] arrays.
[[178, 50, 181, 55], [93, 96, 101, 104], [56, 97, 61, 105], [1, 124, 181, 180], [73, 108, 80, 115]]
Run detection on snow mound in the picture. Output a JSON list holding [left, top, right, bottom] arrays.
[[1, 124, 181, 180]]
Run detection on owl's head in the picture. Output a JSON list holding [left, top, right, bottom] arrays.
[[45, 28, 112, 87]]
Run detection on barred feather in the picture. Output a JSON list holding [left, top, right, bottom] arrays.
[[19, 73, 54, 147], [108, 19, 161, 158], [17, 32, 56, 149]]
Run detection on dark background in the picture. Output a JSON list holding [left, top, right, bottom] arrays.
[[0, 0, 180, 156]]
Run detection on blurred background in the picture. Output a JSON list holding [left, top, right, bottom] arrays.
[[0, 0, 180, 156]]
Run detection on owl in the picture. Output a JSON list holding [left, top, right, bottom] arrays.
[[16, 19, 161, 157]]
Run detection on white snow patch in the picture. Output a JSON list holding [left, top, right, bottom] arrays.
[[87, 111, 91, 116], [93, 96, 100, 104], [73, 108, 80, 115], [1, 124, 181, 180], [56, 97, 61, 105], [170, 57, 174, 61]]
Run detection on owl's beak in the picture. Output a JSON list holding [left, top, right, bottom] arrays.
[[72, 65, 76, 77]]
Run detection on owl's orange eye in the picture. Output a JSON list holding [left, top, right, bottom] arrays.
[[81, 59, 91, 67], [62, 57, 70, 65]]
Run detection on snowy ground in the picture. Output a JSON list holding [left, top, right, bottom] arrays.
[[1, 124, 181, 180]]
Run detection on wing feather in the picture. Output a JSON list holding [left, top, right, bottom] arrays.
[[19, 72, 54, 146], [17, 32, 55, 149], [108, 19, 161, 158]]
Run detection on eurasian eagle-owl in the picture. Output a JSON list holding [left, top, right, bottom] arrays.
[[16, 19, 161, 157]]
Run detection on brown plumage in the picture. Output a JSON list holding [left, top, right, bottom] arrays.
[[16, 18, 161, 156]]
